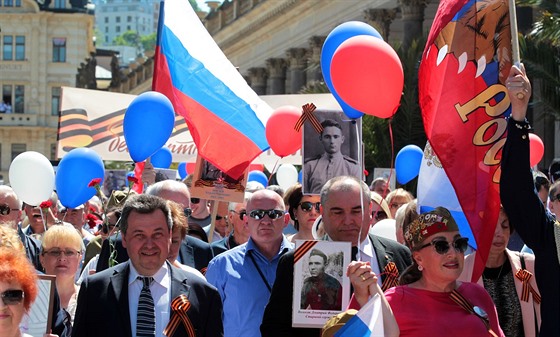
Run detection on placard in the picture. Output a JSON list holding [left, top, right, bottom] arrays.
[[302, 110, 362, 195], [189, 155, 248, 202], [20, 274, 56, 337], [292, 240, 351, 328]]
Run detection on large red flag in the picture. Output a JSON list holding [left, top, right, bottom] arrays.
[[419, 0, 513, 281]]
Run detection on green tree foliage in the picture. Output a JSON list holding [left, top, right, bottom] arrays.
[[112, 30, 141, 48], [141, 33, 157, 53]]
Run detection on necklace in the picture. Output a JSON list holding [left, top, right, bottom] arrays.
[[483, 261, 506, 280]]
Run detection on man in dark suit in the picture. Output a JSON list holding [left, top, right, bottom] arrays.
[[261, 176, 411, 337], [73, 194, 223, 337], [97, 180, 213, 273]]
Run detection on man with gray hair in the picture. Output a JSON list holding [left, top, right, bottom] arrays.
[[211, 193, 252, 256], [73, 194, 223, 337]]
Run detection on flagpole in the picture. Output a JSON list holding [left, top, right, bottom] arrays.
[[509, 0, 521, 66]]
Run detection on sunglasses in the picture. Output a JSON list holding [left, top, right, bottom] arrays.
[[373, 211, 387, 221], [1, 289, 24, 306], [0, 204, 20, 216], [248, 209, 284, 220], [215, 215, 225, 221], [299, 202, 320, 213], [232, 210, 246, 220], [190, 198, 200, 205], [42, 249, 81, 258], [417, 237, 469, 255]]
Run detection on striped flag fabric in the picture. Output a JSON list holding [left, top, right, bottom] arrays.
[[153, 0, 273, 178], [334, 294, 384, 337], [418, 0, 513, 281]]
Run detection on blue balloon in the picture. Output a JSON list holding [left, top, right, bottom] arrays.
[[123, 91, 175, 163], [395, 145, 423, 184], [248, 170, 268, 187], [178, 162, 187, 179], [298, 170, 303, 184], [321, 21, 383, 119], [55, 148, 105, 208], [150, 147, 172, 169]]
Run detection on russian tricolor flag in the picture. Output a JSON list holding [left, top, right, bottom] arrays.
[[153, 0, 272, 178], [334, 294, 384, 337]]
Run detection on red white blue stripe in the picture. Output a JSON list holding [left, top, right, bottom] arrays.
[[153, 0, 272, 178], [334, 294, 384, 337]]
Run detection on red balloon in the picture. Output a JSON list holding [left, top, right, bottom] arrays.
[[529, 133, 544, 167], [249, 163, 264, 172], [265, 106, 302, 157], [186, 162, 196, 175], [330, 35, 404, 119]]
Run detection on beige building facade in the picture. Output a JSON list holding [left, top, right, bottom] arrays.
[[0, 0, 95, 183]]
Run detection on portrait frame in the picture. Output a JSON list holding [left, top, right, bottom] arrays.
[[292, 240, 351, 328], [189, 155, 248, 202], [20, 274, 55, 337], [302, 110, 362, 195]]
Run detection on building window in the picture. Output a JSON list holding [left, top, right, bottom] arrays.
[[51, 87, 61, 116], [3, 36, 13, 61], [15, 36, 25, 61], [104, 17, 109, 23], [54, 0, 64, 8], [116, 26, 121, 33], [105, 27, 109, 33], [11, 144, 26, 161], [127, 16, 132, 22], [14, 85, 23, 113], [4, 0, 13, 6], [116, 16, 121, 23], [52, 38, 66, 63]]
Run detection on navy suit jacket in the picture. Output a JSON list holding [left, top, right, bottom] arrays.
[[97, 234, 213, 273], [73, 261, 223, 337]]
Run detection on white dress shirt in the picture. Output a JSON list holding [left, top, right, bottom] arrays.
[[359, 235, 382, 286], [128, 263, 171, 337]]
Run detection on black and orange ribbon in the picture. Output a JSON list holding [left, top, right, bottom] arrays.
[[515, 269, 541, 304], [449, 289, 499, 337], [293, 241, 319, 264], [294, 103, 322, 133], [381, 262, 399, 292], [163, 295, 195, 337]]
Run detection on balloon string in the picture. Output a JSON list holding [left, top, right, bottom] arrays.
[[268, 157, 281, 185], [388, 118, 395, 193], [353, 119, 363, 262]]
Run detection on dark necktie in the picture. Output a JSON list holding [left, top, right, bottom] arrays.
[[137, 276, 155, 337], [351, 246, 359, 261]]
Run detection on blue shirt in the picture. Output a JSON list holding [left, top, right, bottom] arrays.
[[206, 236, 293, 337]]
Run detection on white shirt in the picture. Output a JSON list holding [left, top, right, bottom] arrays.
[[128, 263, 171, 337], [359, 235, 382, 286]]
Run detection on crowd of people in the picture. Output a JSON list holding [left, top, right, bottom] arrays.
[[0, 64, 558, 337]]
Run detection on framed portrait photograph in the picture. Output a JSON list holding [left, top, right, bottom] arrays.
[[292, 240, 351, 328], [20, 274, 56, 337], [190, 155, 248, 202], [302, 110, 362, 195]]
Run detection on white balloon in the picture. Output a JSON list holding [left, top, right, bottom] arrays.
[[369, 219, 397, 241], [9, 151, 55, 206], [276, 164, 298, 190]]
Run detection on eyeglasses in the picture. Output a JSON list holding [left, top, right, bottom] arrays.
[[215, 215, 225, 221], [0, 204, 20, 216], [248, 209, 284, 220], [417, 237, 469, 255], [299, 202, 321, 213], [42, 249, 81, 258], [1, 290, 24, 306], [183, 208, 192, 217], [190, 198, 200, 204], [373, 210, 387, 221], [101, 223, 117, 234], [232, 210, 246, 220]]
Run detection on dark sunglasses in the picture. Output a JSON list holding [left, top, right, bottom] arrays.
[[190, 198, 200, 204], [299, 202, 320, 213], [417, 237, 469, 255], [0, 204, 20, 216], [183, 208, 193, 217], [248, 209, 284, 220], [373, 210, 387, 221], [232, 210, 246, 220], [215, 215, 225, 221], [1, 289, 24, 306]]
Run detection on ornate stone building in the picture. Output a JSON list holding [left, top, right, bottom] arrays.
[[0, 0, 95, 183]]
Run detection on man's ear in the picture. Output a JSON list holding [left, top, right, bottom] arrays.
[[121, 232, 128, 249]]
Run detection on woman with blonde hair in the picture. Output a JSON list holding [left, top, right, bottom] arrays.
[[40, 225, 84, 323]]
